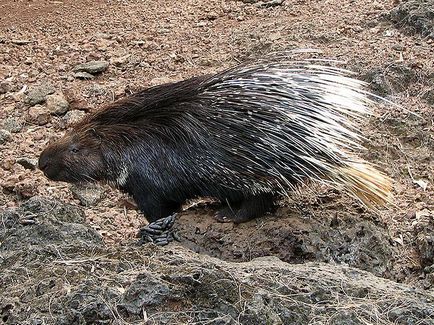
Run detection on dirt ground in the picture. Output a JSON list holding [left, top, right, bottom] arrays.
[[0, 0, 433, 311]]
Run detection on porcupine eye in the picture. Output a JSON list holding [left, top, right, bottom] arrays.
[[70, 145, 80, 154]]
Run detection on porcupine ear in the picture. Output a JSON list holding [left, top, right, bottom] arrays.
[[87, 128, 103, 144]]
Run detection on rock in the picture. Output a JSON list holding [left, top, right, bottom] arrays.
[[25, 83, 56, 106], [73, 71, 95, 79], [0, 197, 433, 325], [27, 105, 51, 126], [46, 93, 69, 115], [63, 110, 86, 126], [119, 273, 170, 315], [0, 129, 11, 144], [70, 184, 105, 207], [422, 88, 434, 106], [93, 32, 112, 40], [10, 39, 33, 45], [389, 0, 434, 40], [240, 0, 285, 6], [362, 63, 418, 96], [414, 210, 434, 267], [206, 11, 219, 20], [73, 61, 109, 74], [0, 81, 11, 94], [109, 54, 131, 67], [16, 157, 38, 170], [2, 117, 23, 133]]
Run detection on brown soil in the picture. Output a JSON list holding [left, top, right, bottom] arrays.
[[1, 0, 433, 292]]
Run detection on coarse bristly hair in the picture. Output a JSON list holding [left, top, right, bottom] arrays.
[[39, 49, 392, 222]]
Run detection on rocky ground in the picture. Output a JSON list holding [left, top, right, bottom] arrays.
[[0, 0, 433, 324]]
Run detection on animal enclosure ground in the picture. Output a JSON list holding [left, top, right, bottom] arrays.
[[0, 0, 433, 322]]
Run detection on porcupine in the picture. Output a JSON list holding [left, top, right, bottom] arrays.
[[38, 50, 392, 245]]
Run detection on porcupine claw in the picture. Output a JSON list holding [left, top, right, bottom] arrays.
[[137, 213, 179, 246]]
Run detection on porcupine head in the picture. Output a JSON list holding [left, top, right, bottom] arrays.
[[38, 126, 109, 184]]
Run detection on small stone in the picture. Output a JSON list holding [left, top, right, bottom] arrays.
[[207, 11, 219, 20], [0, 81, 11, 94], [25, 83, 56, 106], [110, 54, 131, 67], [63, 110, 86, 126], [73, 61, 109, 74], [0, 129, 11, 144], [392, 44, 404, 51], [27, 105, 51, 126], [10, 39, 33, 45], [70, 184, 105, 207], [93, 32, 112, 40], [258, 0, 285, 6], [16, 157, 38, 170], [2, 158, 14, 170], [73, 71, 95, 80], [422, 89, 434, 106], [2, 117, 23, 133], [46, 93, 69, 115]]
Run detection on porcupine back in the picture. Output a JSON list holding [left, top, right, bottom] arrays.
[[79, 50, 392, 207]]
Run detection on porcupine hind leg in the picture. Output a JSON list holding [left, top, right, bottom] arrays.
[[215, 192, 277, 224]]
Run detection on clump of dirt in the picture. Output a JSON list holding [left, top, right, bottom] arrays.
[[1, 198, 433, 324]]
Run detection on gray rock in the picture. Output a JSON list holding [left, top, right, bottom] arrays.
[[16, 157, 38, 170], [10, 39, 33, 45], [389, 0, 434, 40], [422, 88, 434, 106], [46, 93, 69, 115], [2, 117, 23, 133], [70, 184, 105, 207], [119, 273, 170, 314], [25, 83, 56, 106], [73, 71, 95, 80], [0, 129, 11, 144], [362, 63, 418, 96], [63, 110, 86, 126], [0, 81, 11, 94], [241, 0, 285, 6], [73, 61, 109, 74]]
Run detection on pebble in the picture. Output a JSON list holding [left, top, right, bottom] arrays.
[[207, 11, 219, 20], [46, 93, 69, 115], [10, 39, 33, 45], [27, 105, 51, 126], [0, 129, 11, 144], [70, 184, 105, 207], [422, 89, 434, 105], [110, 54, 131, 67], [2, 117, 23, 133], [73, 71, 95, 80], [63, 110, 86, 126], [25, 83, 56, 106], [392, 44, 405, 51], [16, 157, 38, 170], [0, 81, 11, 94], [73, 60, 109, 74]]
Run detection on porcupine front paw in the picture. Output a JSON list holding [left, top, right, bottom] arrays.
[[137, 213, 179, 246]]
